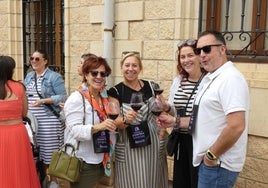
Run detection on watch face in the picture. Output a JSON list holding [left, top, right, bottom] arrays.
[[207, 150, 217, 160]]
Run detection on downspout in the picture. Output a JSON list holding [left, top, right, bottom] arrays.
[[103, 0, 115, 87]]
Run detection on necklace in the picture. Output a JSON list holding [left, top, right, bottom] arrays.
[[125, 79, 141, 90]]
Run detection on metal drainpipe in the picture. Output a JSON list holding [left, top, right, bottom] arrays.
[[103, 0, 115, 88]]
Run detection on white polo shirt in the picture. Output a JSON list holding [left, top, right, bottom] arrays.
[[192, 61, 249, 172]]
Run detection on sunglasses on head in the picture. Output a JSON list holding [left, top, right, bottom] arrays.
[[29, 57, 42, 61], [194, 44, 223, 55], [122, 51, 140, 57], [90, 71, 108, 78], [177, 39, 197, 49]]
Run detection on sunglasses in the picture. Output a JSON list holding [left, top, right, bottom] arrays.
[[177, 39, 197, 48], [122, 51, 140, 57], [194, 44, 222, 55], [90, 71, 108, 78], [29, 57, 42, 61]]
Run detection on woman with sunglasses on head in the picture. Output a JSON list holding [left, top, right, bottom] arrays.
[[0, 56, 41, 188], [107, 52, 169, 188], [158, 39, 206, 188], [24, 49, 67, 188], [63, 56, 117, 188]]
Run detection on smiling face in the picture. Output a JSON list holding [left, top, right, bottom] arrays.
[[196, 34, 227, 73], [179, 46, 201, 76], [30, 51, 48, 73], [85, 65, 107, 92], [121, 55, 142, 82]]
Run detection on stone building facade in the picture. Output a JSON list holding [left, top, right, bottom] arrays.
[[1, 0, 268, 187]]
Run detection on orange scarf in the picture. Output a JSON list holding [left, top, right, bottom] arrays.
[[77, 86, 113, 176]]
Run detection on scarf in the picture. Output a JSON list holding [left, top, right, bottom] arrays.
[[78, 85, 114, 176]]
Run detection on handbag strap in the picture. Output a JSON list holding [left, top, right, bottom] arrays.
[[185, 73, 205, 109], [76, 91, 86, 150], [34, 73, 60, 118]]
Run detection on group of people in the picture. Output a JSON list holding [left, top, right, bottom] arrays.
[[0, 30, 249, 188]]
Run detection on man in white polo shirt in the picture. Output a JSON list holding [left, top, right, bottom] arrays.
[[192, 30, 249, 187], [157, 30, 249, 188]]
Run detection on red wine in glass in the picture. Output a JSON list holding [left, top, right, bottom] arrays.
[[130, 104, 143, 111], [151, 111, 162, 116], [130, 92, 143, 112], [151, 97, 164, 116], [154, 89, 164, 95], [107, 114, 119, 120]]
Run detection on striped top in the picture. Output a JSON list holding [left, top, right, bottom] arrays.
[[26, 75, 64, 164], [173, 77, 199, 116]]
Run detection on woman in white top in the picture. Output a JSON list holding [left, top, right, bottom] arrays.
[[64, 56, 117, 188]]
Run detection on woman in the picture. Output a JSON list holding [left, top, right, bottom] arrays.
[[159, 39, 206, 188], [64, 56, 117, 188], [24, 49, 67, 187], [107, 52, 169, 188], [0, 55, 40, 188]]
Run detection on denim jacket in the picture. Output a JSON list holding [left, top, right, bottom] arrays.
[[24, 68, 67, 116]]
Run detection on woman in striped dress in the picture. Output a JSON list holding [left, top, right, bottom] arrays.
[[108, 52, 169, 188], [24, 49, 67, 187], [158, 39, 206, 188]]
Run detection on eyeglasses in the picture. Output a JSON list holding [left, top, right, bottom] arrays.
[[29, 57, 42, 61], [122, 51, 140, 57], [90, 71, 108, 78], [177, 39, 197, 49], [194, 44, 223, 55]]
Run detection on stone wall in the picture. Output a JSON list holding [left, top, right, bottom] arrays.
[[2, 0, 268, 187]]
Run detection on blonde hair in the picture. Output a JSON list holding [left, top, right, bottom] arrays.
[[120, 52, 142, 70]]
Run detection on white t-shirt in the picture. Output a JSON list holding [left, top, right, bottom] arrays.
[[192, 61, 249, 172]]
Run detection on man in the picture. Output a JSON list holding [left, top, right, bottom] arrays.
[[157, 30, 249, 187]]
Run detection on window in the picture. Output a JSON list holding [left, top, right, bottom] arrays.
[[22, 0, 65, 77], [198, 0, 268, 63]]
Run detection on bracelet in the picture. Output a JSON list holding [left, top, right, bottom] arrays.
[[173, 116, 180, 128]]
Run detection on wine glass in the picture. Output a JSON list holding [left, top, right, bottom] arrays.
[[105, 101, 120, 120], [150, 97, 164, 116], [130, 92, 144, 112], [130, 92, 144, 125], [105, 101, 120, 134], [151, 82, 164, 96]]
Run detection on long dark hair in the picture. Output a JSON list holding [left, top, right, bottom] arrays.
[[0, 55, 16, 99]]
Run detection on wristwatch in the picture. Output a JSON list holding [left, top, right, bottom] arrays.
[[206, 149, 217, 160]]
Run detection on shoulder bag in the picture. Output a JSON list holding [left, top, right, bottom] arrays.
[[47, 92, 85, 182]]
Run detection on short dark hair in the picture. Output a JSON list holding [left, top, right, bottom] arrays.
[[34, 49, 49, 67], [198, 30, 226, 45], [82, 56, 111, 83]]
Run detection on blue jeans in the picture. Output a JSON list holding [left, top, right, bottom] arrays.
[[198, 162, 239, 188]]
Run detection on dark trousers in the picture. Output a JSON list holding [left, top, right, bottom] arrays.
[[71, 161, 104, 188], [173, 134, 198, 188]]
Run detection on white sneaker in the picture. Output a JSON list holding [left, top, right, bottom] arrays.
[[49, 181, 59, 188]]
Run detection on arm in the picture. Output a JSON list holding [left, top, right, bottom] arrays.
[[22, 85, 28, 117], [204, 111, 246, 166]]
